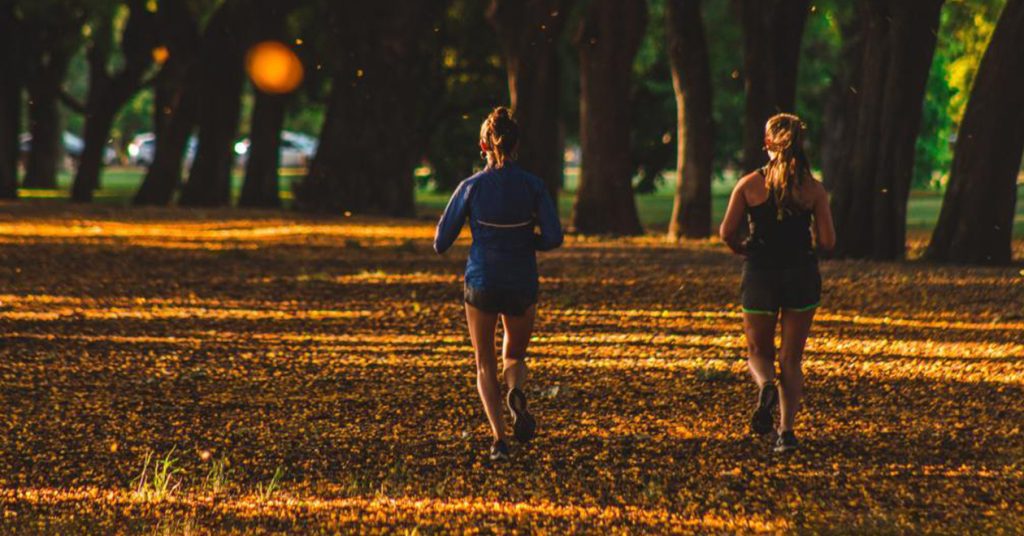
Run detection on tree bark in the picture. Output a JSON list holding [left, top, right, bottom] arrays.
[[487, 0, 573, 202], [240, 92, 286, 208], [0, 4, 21, 199], [239, 0, 295, 209], [666, 0, 715, 239], [20, 5, 83, 190], [572, 0, 646, 235], [926, 0, 1024, 264], [179, 1, 249, 207], [24, 61, 69, 189], [133, 0, 201, 206], [72, 0, 157, 202], [829, 0, 943, 260], [820, 6, 862, 192], [736, 0, 810, 173], [295, 2, 447, 216]]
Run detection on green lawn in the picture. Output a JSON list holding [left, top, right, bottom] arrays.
[[19, 166, 1024, 234]]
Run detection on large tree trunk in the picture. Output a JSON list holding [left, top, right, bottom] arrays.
[[829, 0, 943, 260], [295, 2, 447, 216], [736, 0, 810, 173], [239, 1, 295, 209], [134, 0, 201, 206], [487, 0, 572, 202], [572, 0, 646, 235], [0, 4, 21, 199], [179, 2, 248, 207], [926, 0, 1024, 264], [72, 0, 157, 202], [239, 92, 286, 208], [24, 63, 68, 189], [820, 6, 862, 192], [666, 0, 715, 239]]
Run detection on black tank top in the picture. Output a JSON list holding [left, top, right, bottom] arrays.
[[744, 176, 816, 269]]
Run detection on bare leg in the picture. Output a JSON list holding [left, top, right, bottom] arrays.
[[501, 305, 536, 390], [743, 312, 778, 388], [466, 303, 505, 440], [778, 309, 815, 432]]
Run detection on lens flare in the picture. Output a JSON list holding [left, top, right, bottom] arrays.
[[246, 41, 304, 94], [151, 46, 169, 65]]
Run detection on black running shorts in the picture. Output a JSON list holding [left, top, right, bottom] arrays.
[[741, 262, 821, 315], [464, 284, 537, 316]]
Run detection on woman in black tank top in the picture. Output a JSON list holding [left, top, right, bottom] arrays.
[[719, 113, 835, 453]]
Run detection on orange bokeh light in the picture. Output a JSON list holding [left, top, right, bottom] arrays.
[[151, 46, 169, 65], [246, 41, 304, 94]]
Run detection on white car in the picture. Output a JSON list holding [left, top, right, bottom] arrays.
[[128, 133, 198, 169], [127, 133, 156, 166], [234, 130, 318, 168], [20, 131, 118, 166]]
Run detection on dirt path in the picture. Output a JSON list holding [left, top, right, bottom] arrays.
[[1, 204, 1022, 533]]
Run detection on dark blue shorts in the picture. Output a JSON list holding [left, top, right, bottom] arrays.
[[741, 262, 821, 314], [464, 284, 537, 316]]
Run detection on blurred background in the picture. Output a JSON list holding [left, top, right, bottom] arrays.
[[0, 0, 1020, 262]]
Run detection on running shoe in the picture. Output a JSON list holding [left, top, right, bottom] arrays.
[[507, 387, 537, 443], [774, 430, 798, 453], [490, 439, 510, 461], [750, 382, 778, 435]]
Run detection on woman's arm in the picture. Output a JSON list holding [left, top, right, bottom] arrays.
[[433, 181, 470, 254], [534, 186, 564, 251], [719, 177, 748, 255], [812, 181, 836, 251]]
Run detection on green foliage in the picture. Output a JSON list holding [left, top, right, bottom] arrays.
[[914, 0, 1005, 189], [423, 0, 507, 191], [630, 0, 676, 193], [16, 0, 1008, 199]]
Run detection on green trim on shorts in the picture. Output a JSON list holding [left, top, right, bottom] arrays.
[[742, 307, 777, 315], [784, 302, 820, 312]]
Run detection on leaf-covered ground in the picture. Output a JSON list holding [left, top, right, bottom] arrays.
[[1, 203, 1022, 534]]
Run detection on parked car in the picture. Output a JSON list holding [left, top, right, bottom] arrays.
[[127, 133, 198, 169], [19, 131, 118, 166], [127, 133, 156, 166], [233, 130, 318, 168]]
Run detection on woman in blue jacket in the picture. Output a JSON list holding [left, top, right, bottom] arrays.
[[434, 107, 564, 461]]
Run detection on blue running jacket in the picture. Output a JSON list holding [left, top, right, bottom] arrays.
[[433, 163, 563, 291]]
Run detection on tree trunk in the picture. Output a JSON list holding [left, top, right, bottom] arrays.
[[736, 0, 810, 173], [869, 0, 944, 259], [239, 0, 295, 209], [239, 92, 286, 208], [487, 0, 573, 202], [0, 4, 21, 199], [926, 0, 1024, 264], [179, 2, 248, 207], [72, 0, 157, 202], [21, 7, 80, 190], [666, 0, 715, 239], [829, 0, 943, 260], [134, 0, 201, 206], [572, 0, 646, 235], [820, 6, 862, 192], [295, 2, 447, 216], [133, 70, 198, 205], [24, 73, 65, 189], [72, 106, 116, 202]]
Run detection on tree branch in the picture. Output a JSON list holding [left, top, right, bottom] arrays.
[[59, 89, 86, 114]]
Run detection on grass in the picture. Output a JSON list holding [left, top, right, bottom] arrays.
[[255, 466, 285, 502], [16, 166, 1024, 234], [132, 449, 183, 502]]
